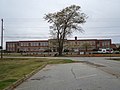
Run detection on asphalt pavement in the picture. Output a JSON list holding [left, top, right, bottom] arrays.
[[14, 57, 120, 90]]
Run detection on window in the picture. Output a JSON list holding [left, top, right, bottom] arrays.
[[75, 42, 77, 45], [41, 42, 43, 46], [45, 42, 48, 46], [91, 41, 95, 45], [25, 43, 29, 46], [107, 41, 110, 46], [40, 42, 48, 46], [35, 42, 39, 46], [31, 42, 36, 46], [39, 43, 41, 46], [20, 43, 24, 46]]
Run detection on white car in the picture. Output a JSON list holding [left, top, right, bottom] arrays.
[[98, 48, 113, 54]]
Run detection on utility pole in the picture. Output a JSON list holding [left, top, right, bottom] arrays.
[[1, 19, 3, 59]]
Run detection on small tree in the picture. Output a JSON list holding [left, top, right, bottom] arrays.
[[82, 43, 91, 54], [44, 5, 87, 56]]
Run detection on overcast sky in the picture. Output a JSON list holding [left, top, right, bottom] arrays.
[[0, 0, 120, 48]]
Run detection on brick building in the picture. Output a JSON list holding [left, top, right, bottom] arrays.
[[6, 41, 19, 53], [6, 38, 112, 53], [6, 40, 48, 53]]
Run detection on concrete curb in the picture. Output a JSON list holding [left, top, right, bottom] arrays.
[[3, 63, 47, 90]]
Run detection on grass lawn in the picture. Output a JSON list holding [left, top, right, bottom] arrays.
[[0, 58, 75, 90]]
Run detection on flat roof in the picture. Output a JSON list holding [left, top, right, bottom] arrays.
[[6, 39, 112, 43]]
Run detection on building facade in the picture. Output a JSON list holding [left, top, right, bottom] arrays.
[[6, 40, 48, 53], [6, 41, 19, 53], [6, 38, 112, 53]]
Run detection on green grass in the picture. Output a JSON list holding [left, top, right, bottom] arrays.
[[0, 79, 17, 89], [0, 58, 76, 90]]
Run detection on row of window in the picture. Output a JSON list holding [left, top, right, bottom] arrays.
[[20, 48, 47, 51], [97, 41, 110, 47], [7, 41, 110, 47], [20, 42, 48, 46], [7, 44, 16, 47], [102, 41, 110, 46], [68, 41, 96, 46], [7, 42, 48, 47], [7, 48, 16, 51]]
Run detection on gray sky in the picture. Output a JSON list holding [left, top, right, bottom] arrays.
[[0, 0, 120, 48]]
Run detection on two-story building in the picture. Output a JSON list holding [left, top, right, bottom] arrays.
[[6, 40, 49, 53], [6, 37, 112, 53]]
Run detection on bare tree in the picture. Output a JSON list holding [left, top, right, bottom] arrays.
[[44, 5, 87, 56]]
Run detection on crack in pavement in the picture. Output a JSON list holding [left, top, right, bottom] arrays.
[[76, 74, 97, 79], [71, 67, 77, 79], [71, 67, 97, 80]]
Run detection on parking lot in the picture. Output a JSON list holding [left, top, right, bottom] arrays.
[[15, 57, 120, 90]]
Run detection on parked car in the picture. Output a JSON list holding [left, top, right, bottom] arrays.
[[98, 48, 113, 54]]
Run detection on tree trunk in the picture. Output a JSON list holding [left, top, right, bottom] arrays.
[[58, 46, 63, 56]]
